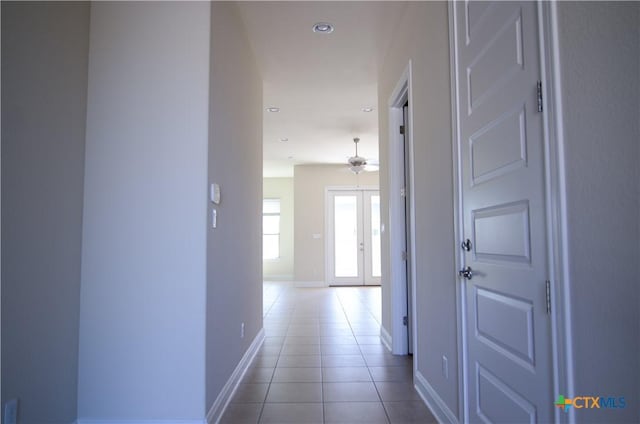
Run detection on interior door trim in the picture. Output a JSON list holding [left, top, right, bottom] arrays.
[[387, 62, 415, 358]]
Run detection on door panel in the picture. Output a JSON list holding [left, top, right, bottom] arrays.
[[454, 2, 552, 422], [369, 194, 382, 279], [364, 191, 382, 286], [470, 106, 527, 185], [334, 194, 361, 280], [328, 190, 381, 286], [472, 200, 531, 264], [476, 365, 537, 424]]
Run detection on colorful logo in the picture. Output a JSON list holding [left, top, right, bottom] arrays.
[[555, 395, 572, 412], [555, 395, 626, 412]]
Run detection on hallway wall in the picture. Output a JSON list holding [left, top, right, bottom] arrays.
[[78, 2, 210, 420], [1, 3, 90, 422], [293, 164, 379, 284], [378, 1, 459, 420], [206, 1, 264, 413], [263, 178, 295, 280], [555, 3, 640, 422]]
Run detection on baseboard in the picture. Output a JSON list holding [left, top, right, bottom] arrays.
[[206, 328, 265, 424], [414, 370, 460, 424], [380, 325, 392, 352], [294, 281, 327, 288], [263, 274, 294, 281]]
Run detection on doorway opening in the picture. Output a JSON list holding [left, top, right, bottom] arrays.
[[388, 62, 415, 355]]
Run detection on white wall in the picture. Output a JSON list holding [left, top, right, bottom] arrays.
[[206, 1, 263, 412], [378, 1, 458, 418], [263, 178, 294, 280], [78, 2, 210, 420], [378, 3, 640, 423], [555, 3, 640, 422], [294, 164, 379, 283], [1, 3, 90, 422]]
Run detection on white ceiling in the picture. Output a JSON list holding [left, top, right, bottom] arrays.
[[236, 1, 408, 177]]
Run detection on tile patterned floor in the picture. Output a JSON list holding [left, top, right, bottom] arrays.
[[220, 283, 437, 424]]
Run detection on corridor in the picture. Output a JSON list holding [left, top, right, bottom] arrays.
[[220, 283, 436, 423]]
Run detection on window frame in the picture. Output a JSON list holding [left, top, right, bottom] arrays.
[[262, 198, 281, 260]]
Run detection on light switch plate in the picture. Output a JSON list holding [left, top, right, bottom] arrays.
[[210, 183, 221, 204]]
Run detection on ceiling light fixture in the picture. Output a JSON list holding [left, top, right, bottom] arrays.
[[279, 138, 288, 142], [361, 107, 374, 113], [347, 137, 379, 174], [266, 107, 280, 113], [312, 22, 334, 34], [348, 137, 367, 174]]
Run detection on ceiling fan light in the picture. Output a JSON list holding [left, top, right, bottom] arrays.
[[350, 164, 365, 174], [348, 155, 367, 167]]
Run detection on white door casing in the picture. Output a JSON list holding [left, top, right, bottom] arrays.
[[326, 188, 382, 286], [387, 62, 415, 356], [453, 2, 553, 423]]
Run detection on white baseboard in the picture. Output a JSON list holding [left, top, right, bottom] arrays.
[[414, 370, 460, 424], [206, 328, 265, 424], [380, 325, 393, 352], [263, 274, 294, 281], [294, 281, 327, 288]]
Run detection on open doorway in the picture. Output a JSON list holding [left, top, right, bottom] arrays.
[[388, 63, 415, 355]]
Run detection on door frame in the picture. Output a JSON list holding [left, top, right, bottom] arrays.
[[387, 61, 416, 356], [324, 185, 380, 286], [448, 2, 574, 423]]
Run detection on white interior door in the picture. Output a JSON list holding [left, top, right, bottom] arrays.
[[328, 190, 381, 286], [453, 2, 553, 422]]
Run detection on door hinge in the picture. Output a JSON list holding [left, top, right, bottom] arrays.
[[399, 125, 405, 135], [545, 280, 551, 315], [400, 187, 406, 197], [537, 80, 543, 113], [401, 251, 408, 261], [403, 316, 408, 326]]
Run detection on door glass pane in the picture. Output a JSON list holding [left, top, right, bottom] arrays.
[[334, 195, 359, 277], [263, 199, 280, 214], [263, 234, 279, 259], [263, 215, 280, 235], [370, 195, 381, 277]]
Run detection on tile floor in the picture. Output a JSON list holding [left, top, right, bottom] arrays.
[[220, 282, 437, 424]]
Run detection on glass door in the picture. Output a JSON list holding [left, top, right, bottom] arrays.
[[364, 192, 382, 285], [328, 189, 381, 286]]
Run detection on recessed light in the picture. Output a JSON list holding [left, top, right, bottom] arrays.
[[313, 22, 334, 34], [287, 156, 294, 160], [362, 107, 374, 113], [280, 138, 289, 142], [266, 107, 280, 113]]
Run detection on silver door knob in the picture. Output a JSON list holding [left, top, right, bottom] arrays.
[[459, 266, 473, 280]]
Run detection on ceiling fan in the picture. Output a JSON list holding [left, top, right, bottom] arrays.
[[348, 137, 379, 174]]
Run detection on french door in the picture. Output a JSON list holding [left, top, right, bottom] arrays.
[[327, 189, 381, 286]]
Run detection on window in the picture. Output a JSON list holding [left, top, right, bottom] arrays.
[[263, 198, 280, 260]]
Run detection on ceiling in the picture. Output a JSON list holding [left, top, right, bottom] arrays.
[[236, 2, 408, 177]]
